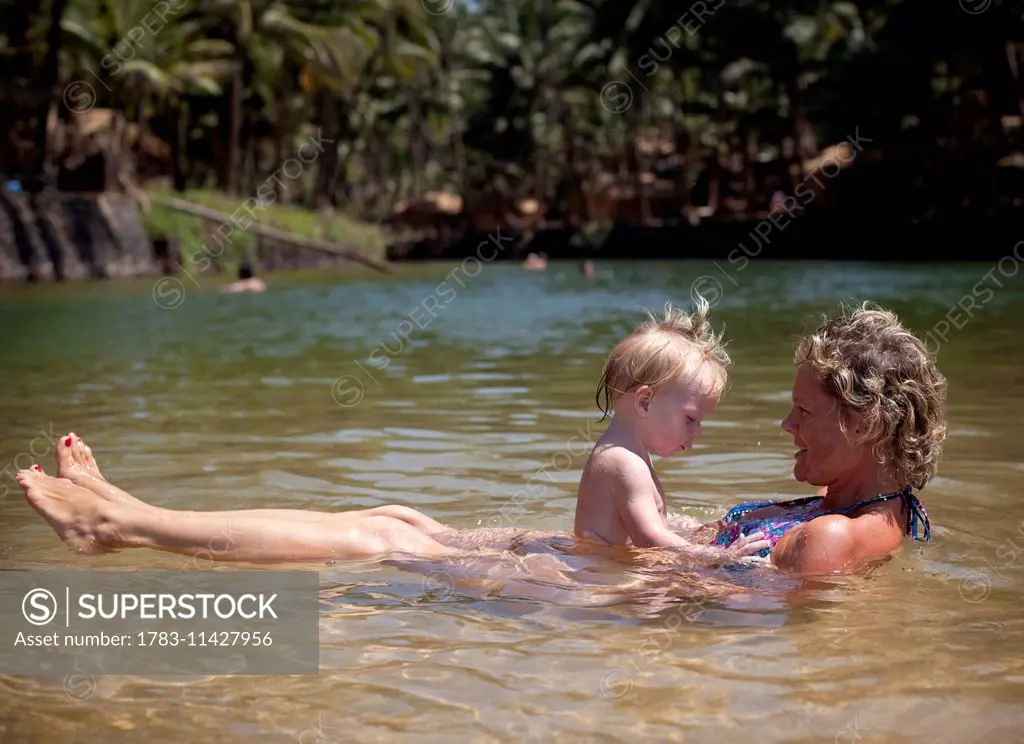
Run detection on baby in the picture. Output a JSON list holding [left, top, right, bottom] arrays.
[[573, 296, 769, 564]]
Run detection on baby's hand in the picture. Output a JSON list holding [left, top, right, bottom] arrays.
[[725, 530, 771, 559]]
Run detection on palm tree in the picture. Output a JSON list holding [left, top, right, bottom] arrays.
[[60, 0, 235, 189], [200, 0, 432, 200]]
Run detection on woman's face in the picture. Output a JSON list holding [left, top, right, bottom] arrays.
[[781, 363, 868, 487]]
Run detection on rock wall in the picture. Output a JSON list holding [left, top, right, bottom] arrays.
[[0, 190, 155, 281], [0, 189, 381, 282]]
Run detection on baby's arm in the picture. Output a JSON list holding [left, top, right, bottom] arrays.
[[604, 454, 768, 563], [667, 513, 703, 533]]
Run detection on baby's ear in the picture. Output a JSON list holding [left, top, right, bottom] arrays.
[[634, 385, 652, 414]]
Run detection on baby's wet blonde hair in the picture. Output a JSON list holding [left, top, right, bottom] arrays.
[[595, 294, 730, 420]]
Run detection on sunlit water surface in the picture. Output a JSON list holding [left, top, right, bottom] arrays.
[[0, 259, 1022, 743]]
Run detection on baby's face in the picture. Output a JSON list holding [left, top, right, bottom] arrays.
[[639, 373, 720, 458]]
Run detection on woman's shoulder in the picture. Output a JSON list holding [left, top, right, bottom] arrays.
[[774, 509, 903, 574], [846, 501, 908, 552]]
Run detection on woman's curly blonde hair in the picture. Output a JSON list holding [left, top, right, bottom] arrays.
[[795, 302, 948, 490], [596, 294, 730, 419]]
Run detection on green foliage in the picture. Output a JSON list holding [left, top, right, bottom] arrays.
[[3, 0, 1023, 226], [141, 187, 387, 274]]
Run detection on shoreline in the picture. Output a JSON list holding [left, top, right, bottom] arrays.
[[3, 189, 1022, 284], [387, 209, 1024, 263]]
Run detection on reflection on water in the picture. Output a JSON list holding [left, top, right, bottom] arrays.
[[0, 260, 1022, 742]]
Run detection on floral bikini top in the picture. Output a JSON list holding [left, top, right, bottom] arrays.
[[711, 486, 932, 559]]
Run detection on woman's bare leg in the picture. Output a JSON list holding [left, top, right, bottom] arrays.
[[58, 434, 450, 533], [359, 505, 452, 534], [128, 509, 459, 563], [130, 504, 452, 534], [17, 470, 460, 563]]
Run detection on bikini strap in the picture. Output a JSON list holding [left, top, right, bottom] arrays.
[[903, 491, 932, 542], [822, 486, 932, 542], [771, 495, 826, 508], [723, 494, 822, 523]]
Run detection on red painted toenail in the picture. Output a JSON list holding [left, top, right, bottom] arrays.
[[64, 437, 72, 446], [31, 464, 43, 472]]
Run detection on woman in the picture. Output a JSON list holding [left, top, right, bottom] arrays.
[[15, 302, 944, 575]]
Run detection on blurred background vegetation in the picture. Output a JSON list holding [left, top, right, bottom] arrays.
[[1, 0, 1022, 264]]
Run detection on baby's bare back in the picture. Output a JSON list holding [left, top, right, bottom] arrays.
[[574, 444, 667, 546]]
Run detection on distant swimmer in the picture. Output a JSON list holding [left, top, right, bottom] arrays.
[[523, 252, 548, 271], [219, 261, 267, 293]]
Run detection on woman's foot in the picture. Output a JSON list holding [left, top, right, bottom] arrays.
[[16, 469, 125, 555], [55, 432, 145, 508]]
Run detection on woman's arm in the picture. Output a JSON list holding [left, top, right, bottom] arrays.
[[769, 515, 860, 575]]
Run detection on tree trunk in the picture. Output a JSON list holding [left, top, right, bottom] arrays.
[[32, 0, 71, 185], [745, 126, 759, 205], [239, 53, 257, 194], [637, 102, 652, 226], [0, 3, 34, 176], [562, 101, 583, 226], [383, 142, 398, 218], [785, 73, 816, 173], [778, 80, 801, 190], [533, 94, 545, 202], [409, 85, 425, 197], [1005, 41, 1023, 117], [709, 81, 725, 214], [4, 3, 33, 79], [277, 63, 292, 172], [442, 42, 469, 200], [172, 101, 188, 191], [361, 134, 380, 216], [314, 89, 339, 209], [134, 98, 146, 165], [330, 102, 356, 208], [224, 66, 242, 195]]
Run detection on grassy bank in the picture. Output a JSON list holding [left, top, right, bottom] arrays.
[[140, 187, 388, 274]]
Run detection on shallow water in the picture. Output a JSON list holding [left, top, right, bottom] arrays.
[[1, 259, 1022, 743]]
